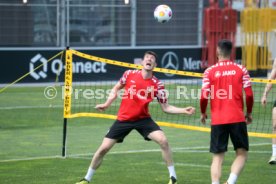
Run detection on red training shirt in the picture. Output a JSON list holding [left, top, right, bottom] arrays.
[[117, 70, 167, 121], [200, 60, 254, 125]]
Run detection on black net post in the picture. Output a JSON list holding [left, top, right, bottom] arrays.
[[62, 118, 67, 157]]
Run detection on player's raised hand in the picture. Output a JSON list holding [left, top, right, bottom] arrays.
[[261, 95, 267, 106], [184, 106, 196, 115], [95, 104, 108, 112]]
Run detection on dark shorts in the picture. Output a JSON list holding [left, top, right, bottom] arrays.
[[210, 122, 249, 153], [105, 117, 162, 143]]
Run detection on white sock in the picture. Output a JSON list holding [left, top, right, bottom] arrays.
[[167, 165, 177, 179], [212, 182, 219, 184], [272, 144, 276, 156], [84, 167, 95, 182], [227, 173, 238, 184]]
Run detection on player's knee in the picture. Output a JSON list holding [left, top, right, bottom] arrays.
[[212, 154, 224, 165], [273, 123, 276, 132], [158, 137, 169, 148], [236, 148, 248, 159], [98, 146, 110, 156]]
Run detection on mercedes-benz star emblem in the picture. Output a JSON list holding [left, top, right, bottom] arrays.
[[161, 52, 179, 77]]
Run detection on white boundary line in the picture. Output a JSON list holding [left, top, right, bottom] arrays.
[[0, 143, 270, 163], [0, 155, 62, 163], [0, 105, 63, 110], [158, 162, 210, 168], [0, 105, 64, 110]]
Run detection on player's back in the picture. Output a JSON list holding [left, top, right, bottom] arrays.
[[203, 60, 250, 125]]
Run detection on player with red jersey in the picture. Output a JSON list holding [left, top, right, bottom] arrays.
[[200, 40, 254, 184], [76, 51, 195, 184]]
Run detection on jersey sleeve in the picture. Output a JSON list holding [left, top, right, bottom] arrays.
[[242, 66, 251, 88], [201, 68, 211, 92], [156, 81, 168, 104], [119, 70, 131, 85]]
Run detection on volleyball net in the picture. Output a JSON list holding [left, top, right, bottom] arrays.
[[63, 49, 276, 139]]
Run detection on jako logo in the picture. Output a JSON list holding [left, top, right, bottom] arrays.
[[30, 53, 107, 80], [215, 71, 221, 78], [222, 70, 236, 76], [214, 70, 236, 78]]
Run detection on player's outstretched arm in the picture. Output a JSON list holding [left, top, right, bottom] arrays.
[[261, 58, 276, 106], [159, 103, 195, 115], [95, 82, 124, 111]]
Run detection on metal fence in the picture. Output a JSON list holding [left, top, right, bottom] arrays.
[[0, 0, 203, 48]]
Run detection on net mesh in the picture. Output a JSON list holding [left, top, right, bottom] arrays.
[[65, 49, 276, 138]]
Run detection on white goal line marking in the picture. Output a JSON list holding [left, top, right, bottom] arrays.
[[0, 143, 270, 163]]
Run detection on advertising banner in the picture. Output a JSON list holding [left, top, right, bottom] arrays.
[[0, 47, 245, 84]]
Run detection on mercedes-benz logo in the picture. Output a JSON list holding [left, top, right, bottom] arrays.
[[161, 52, 179, 77]]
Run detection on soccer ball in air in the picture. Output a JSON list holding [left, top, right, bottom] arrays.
[[154, 5, 172, 23]]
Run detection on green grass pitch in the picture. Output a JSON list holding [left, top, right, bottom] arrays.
[[0, 86, 275, 184]]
